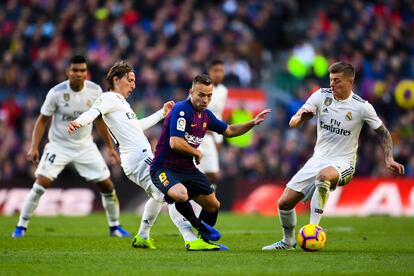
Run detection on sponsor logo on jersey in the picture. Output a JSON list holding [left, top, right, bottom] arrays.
[[177, 117, 186, 131], [126, 112, 136, 119], [322, 108, 329, 113], [345, 112, 352, 121], [185, 132, 203, 145], [62, 110, 83, 121], [319, 120, 351, 136], [324, 97, 332, 106]]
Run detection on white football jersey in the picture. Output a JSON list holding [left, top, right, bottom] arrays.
[[302, 88, 383, 165], [209, 83, 228, 120], [40, 80, 102, 148], [88, 92, 153, 175], [207, 83, 228, 143]]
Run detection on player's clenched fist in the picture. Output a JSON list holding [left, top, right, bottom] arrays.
[[67, 121, 81, 135]]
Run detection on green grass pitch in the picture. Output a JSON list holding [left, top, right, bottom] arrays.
[[1, 213, 414, 275]]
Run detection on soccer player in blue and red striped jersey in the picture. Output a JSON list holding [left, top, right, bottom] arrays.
[[151, 74, 270, 248]]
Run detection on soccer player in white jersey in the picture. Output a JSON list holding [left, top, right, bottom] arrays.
[[197, 60, 228, 190], [12, 55, 130, 238], [68, 61, 219, 250], [262, 61, 405, 250]]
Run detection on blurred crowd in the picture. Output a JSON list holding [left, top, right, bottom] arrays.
[[0, 0, 413, 185]]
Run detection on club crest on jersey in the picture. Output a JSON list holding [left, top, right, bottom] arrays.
[[345, 112, 352, 121], [177, 117, 186, 131], [179, 111, 185, 116], [324, 97, 332, 106], [203, 122, 207, 129], [64, 93, 70, 101], [86, 99, 92, 107]]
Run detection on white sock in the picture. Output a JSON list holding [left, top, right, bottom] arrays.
[[310, 180, 330, 225], [168, 203, 198, 242], [138, 197, 163, 240], [101, 190, 120, 227], [279, 208, 296, 246], [17, 183, 46, 228]]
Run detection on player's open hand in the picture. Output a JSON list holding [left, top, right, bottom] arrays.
[[67, 121, 81, 135], [163, 100, 175, 117], [253, 109, 271, 125], [386, 159, 405, 175], [27, 147, 39, 164]]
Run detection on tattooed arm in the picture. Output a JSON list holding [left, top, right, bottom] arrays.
[[374, 124, 405, 175]]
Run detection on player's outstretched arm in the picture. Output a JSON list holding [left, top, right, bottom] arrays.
[[140, 100, 175, 130], [374, 124, 405, 175], [223, 109, 271, 138], [27, 114, 51, 164], [289, 108, 315, 128]]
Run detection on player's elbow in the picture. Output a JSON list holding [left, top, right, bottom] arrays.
[[169, 137, 179, 150]]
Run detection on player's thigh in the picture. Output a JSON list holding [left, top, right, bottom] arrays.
[[150, 167, 185, 203], [35, 143, 70, 181], [182, 170, 214, 199], [330, 161, 355, 189], [73, 144, 110, 182], [127, 160, 164, 202]]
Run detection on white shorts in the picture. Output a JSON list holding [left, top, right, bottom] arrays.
[[286, 156, 355, 201], [197, 133, 219, 173], [35, 142, 110, 182], [126, 156, 164, 202]]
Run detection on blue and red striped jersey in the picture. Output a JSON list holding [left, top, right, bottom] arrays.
[[151, 98, 227, 171]]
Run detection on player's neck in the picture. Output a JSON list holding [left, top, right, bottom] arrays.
[[334, 90, 352, 101], [69, 82, 84, 92]]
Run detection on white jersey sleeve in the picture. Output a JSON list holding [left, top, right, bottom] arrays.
[[362, 102, 383, 130], [302, 88, 321, 113], [139, 108, 165, 130], [75, 108, 101, 127], [40, 88, 57, 117]]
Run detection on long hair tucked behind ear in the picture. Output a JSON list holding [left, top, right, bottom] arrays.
[[106, 61, 133, 90]]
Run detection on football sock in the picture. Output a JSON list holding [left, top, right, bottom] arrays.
[[279, 208, 297, 245], [310, 180, 331, 225], [138, 197, 163, 240], [199, 209, 218, 227], [190, 200, 202, 217], [101, 190, 120, 227], [168, 203, 197, 242], [17, 183, 46, 228], [174, 200, 203, 229]]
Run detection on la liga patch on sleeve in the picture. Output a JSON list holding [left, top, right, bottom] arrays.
[[176, 117, 186, 131]]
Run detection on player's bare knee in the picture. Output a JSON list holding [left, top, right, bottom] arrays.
[[278, 198, 294, 210]]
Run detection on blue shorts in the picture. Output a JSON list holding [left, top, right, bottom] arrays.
[[150, 167, 214, 204]]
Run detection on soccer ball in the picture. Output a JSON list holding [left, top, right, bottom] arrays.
[[297, 224, 327, 251]]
